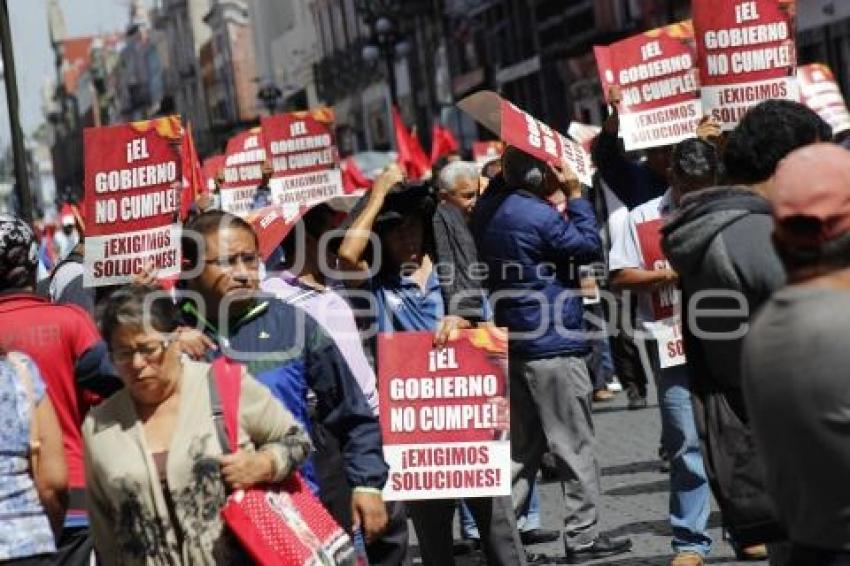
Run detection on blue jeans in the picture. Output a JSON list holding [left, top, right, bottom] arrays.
[[584, 303, 615, 390], [517, 480, 541, 531], [658, 364, 712, 556], [460, 483, 542, 539]]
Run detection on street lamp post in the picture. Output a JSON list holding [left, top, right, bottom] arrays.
[[358, 1, 410, 107], [0, 0, 32, 222], [90, 37, 108, 127], [382, 33, 398, 106]]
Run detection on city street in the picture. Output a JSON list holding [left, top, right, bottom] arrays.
[[412, 384, 766, 565], [2, 1, 848, 564]]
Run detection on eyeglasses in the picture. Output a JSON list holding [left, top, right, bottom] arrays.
[[112, 340, 169, 365], [203, 252, 260, 270]]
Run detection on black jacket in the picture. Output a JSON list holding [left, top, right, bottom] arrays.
[[662, 186, 786, 545], [591, 129, 667, 210], [432, 201, 486, 322]]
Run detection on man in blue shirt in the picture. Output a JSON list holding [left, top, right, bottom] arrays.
[[471, 147, 631, 563], [338, 165, 526, 566], [178, 210, 389, 546]]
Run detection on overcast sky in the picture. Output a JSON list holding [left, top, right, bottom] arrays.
[[0, 0, 145, 144]]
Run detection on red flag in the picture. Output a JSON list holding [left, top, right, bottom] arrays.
[[410, 127, 430, 177], [392, 107, 429, 179], [341, 156, 371, 193], [201, 154, 226, 192], [430, 122, 460, 164], [180, 123, 205, 221]]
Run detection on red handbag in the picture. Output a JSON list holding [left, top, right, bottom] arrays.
[[209, 358, 357, 566]]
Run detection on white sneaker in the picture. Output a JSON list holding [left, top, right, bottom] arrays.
[[607, 376, 623, 392]]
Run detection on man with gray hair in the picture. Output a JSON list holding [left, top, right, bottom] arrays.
[[433, 163, 525, 554], [433, 161, 488, 324], [471, 147, 632, 562], [440, 162, 561, 549], [437, 160, 481, 218]]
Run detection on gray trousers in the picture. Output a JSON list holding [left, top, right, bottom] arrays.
[[510, 355, 601, 545], [407, 496, 527, 566]]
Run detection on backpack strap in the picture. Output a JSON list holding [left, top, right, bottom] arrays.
[[47, 251, 84, 301], [209, 357, 242, 453]]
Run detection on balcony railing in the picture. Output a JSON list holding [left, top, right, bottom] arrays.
[[315, 38, 384, 103]]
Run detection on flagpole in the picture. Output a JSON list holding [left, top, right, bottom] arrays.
[[0, 0, 33, 222]]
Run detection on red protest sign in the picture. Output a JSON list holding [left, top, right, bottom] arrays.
[[595, 21, 701, 150], [798, 63, 850, 136], [377, 328, 511, 501], [472, 141, 505, 169], [245, 205, 306, 261], [458, 90, 593, 186], [635, 217, 685, 368], [693, 0, 798, 129], [567, 122, 601, 155], [260, 107, 344, 215], [83, 117, 182, 287], [594, 46, 616, 101], [221, 128, 266, 215], [635, 218, 677, 321], [201, 154, 225, 192]]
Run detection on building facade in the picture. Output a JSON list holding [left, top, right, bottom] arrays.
[[312, 0, 447, 153], [203, 0, 260, 148], [150, 0, 214, 153], [442, 0, 690, 136], [308, 0, 695, 153], [269, 0, 322, 111]]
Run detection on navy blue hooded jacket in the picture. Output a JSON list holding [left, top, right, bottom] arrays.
[[180, 297, 388, 492], [470, 178, 602, 359]]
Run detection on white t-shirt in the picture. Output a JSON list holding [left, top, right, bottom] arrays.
[[609, 189, 685, 369]]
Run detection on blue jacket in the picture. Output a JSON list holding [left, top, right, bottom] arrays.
[[180, 298, 388, 492], [470, 180, 602, 359]]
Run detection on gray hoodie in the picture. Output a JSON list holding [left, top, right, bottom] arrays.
[[662, 185, 786, 394], [661, 185, 786, 545]]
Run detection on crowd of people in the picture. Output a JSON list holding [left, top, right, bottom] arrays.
[[0, 95, 849, 566]]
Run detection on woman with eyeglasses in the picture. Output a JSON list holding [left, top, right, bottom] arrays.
[[82, 285, 312, 565]]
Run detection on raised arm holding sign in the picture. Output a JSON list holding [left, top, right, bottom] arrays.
[[693, 0, 798, 129], [594, 21, 702, 151]]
